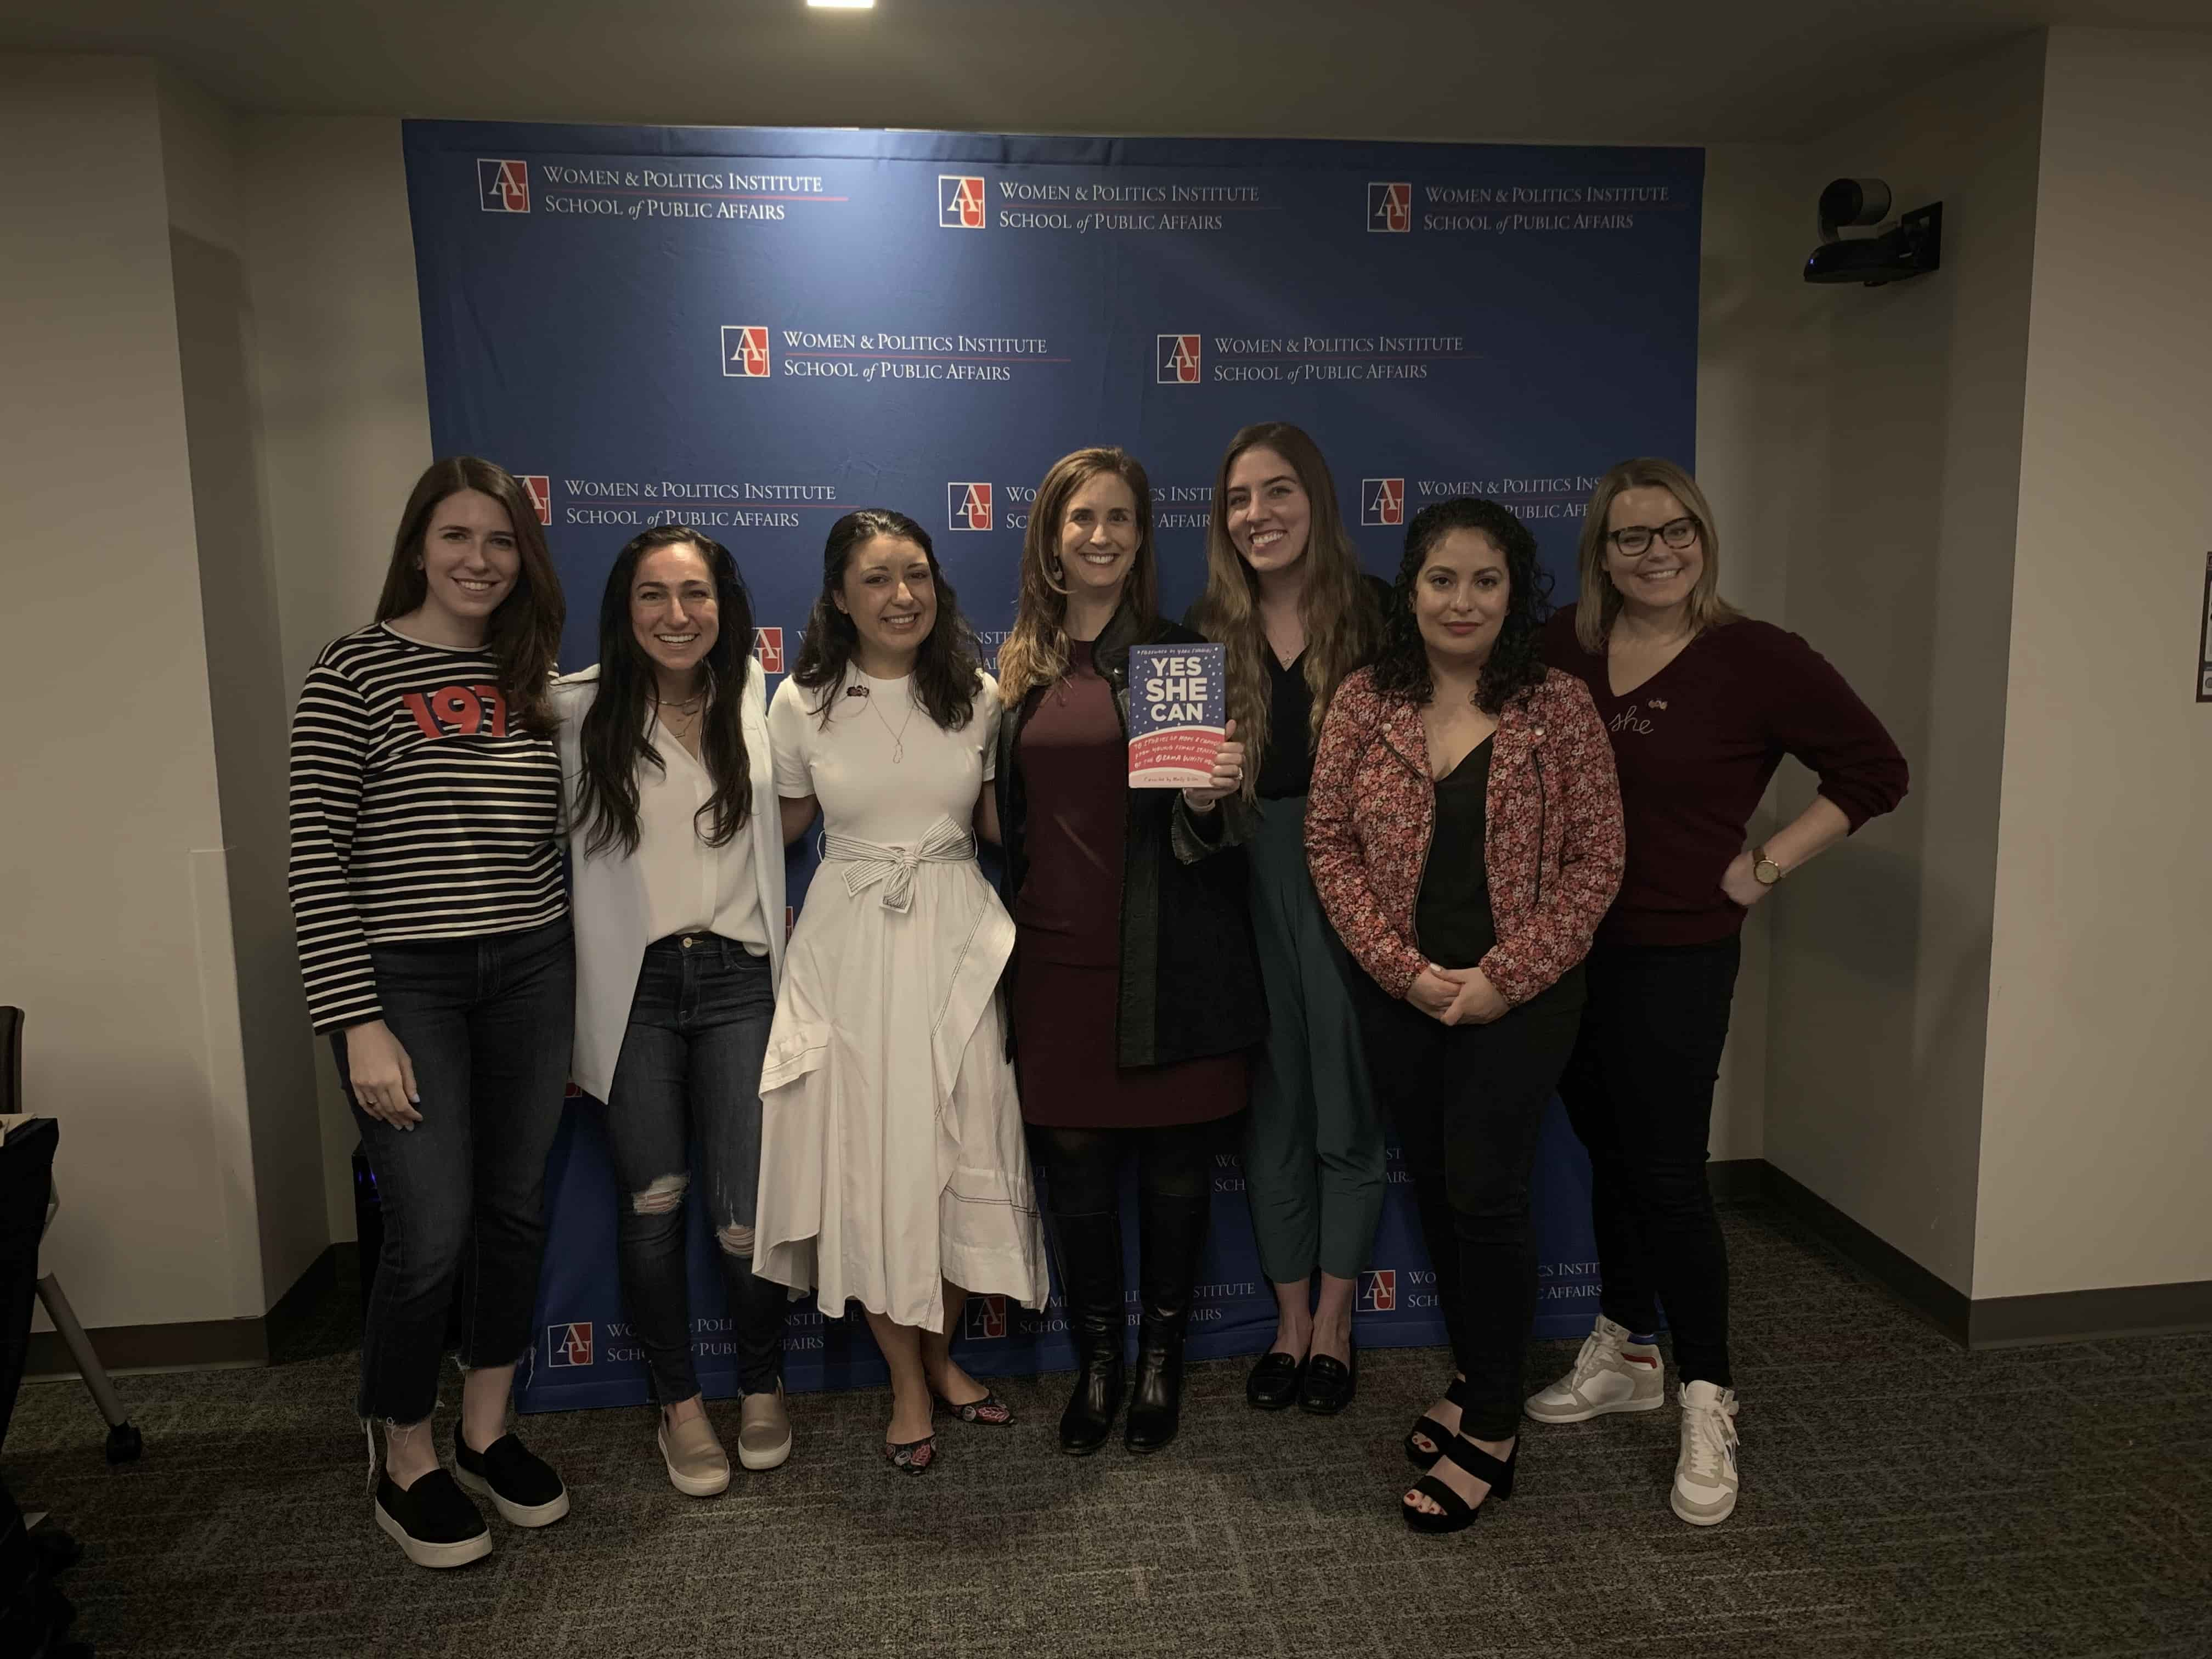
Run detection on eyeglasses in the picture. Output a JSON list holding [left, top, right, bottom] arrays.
[[1606, 516, 1701, 557]]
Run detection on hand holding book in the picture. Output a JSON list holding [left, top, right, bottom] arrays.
[[1179, 719, 1244, 815]]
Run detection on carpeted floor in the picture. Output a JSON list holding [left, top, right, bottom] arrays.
[[6, 1198, 2209, 1658]]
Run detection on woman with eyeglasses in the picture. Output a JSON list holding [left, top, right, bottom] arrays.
[[1530, 458, 1908, 1529]]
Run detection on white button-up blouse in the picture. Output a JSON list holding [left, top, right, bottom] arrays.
[[554, 659, 787, 1102]]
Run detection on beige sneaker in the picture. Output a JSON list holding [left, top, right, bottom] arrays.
[[657, 1412, 731, 1498], [737, 1383, 793, 1471], [1672, 1380, 1740, 1526], [1525, 1314, 1665, 1424]]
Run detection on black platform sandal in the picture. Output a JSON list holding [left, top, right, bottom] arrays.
[[1402, 1435, 1516, 1535], [1403, 1375, 1476, 1469]]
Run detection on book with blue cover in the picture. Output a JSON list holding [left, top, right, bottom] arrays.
[[1127, 644, 1227, 788]]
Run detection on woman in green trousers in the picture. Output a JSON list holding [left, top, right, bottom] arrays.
[[1191, 422, 1387, 1416]]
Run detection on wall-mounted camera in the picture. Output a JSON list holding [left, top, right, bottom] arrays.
[[1804, 178, 1942, 287]]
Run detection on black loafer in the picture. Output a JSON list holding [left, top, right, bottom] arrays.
[[453, 1426, 570, 1527], [1300, 1348, 1356, 1415], [1246, 1350, 1305, 1410], [374, 1469, 490, 1570]]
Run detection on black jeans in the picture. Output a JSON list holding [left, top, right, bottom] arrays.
[[336, 917, 574, 1424], [602, 934, 786, 1401], [1355, 969, 1585, 1441], [1558, 935, 1740, 1389]]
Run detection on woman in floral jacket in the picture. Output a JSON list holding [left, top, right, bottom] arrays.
[[1306, 496, 1623, 1535]]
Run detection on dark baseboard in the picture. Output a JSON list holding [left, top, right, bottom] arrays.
[[1706, 1158, 1767, 1202], [1968, 1279, 2212, 1348], [24, 1242, 347, 1381], [1756, 1161, 1972, 1344], [25, 1316, 267, 1380], [1748, 1160, 2212, 1350]]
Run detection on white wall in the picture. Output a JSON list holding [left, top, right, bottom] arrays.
[[156, 69, 335, 1313], [1753, 36, 2048, 1294], [0, 54, 266, 1327], [233, 115, 436, 1243], [1976, 29, 2212, 1300]]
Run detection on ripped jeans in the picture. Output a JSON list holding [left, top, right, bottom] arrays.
[[602, 933, 787, 1401]]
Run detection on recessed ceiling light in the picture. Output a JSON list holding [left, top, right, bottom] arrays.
[[807, 1, 874, 8]]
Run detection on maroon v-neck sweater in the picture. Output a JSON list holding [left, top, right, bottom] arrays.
[[1542, 604, 1908, 949]]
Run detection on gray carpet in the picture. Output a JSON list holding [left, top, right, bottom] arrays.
[[7, 1200, 2209, 1658]]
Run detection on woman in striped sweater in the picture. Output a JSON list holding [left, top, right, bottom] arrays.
[[287, 456, 573, 1570]]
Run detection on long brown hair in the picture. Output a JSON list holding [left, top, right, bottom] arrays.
[[1190, 422, 1380, 796], [996, 448, 1160, 705], [1573, 456, 1741, 652], [375, 456, 563, 735], [573, 527, 755, 859]]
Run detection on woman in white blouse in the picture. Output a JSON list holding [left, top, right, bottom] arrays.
[[555, 527, 792, 1499]]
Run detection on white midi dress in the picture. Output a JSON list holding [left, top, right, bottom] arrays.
[[753, 667, 1049, 1331]]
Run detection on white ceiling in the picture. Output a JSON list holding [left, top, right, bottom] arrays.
[[3, 0, 2208, 143]]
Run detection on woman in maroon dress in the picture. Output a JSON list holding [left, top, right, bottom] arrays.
[[994, 446, 1265, 1455]]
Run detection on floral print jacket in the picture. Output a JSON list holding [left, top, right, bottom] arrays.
[[1305, 665, 1625, 1004]]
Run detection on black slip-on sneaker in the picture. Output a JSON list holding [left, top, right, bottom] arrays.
[[374, 1469, 491, 1569], [453, 1425, 569, 1527]]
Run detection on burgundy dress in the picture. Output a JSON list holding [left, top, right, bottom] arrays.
[[1012, 641, 1246, 1128]]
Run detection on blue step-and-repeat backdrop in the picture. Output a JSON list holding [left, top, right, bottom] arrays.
[[399, 122, 1703, 1410]]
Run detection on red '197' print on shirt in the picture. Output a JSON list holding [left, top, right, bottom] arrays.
[[403, 684, 508, 739]]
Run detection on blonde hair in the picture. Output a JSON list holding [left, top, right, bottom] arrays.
[[1189, 423, 1379, 799], [1574, 457, 1742, 652], [995, 448, 1160, 705]]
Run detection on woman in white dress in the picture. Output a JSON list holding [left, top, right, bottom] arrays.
[[754, 507, 1049, 1475]]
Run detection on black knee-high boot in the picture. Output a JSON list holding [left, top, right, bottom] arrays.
[[1125, 1192, 1210, 1454], [1052, 1210, 1126, 1455]]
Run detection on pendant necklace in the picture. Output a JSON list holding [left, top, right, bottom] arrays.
[[867, 682, 918, 762]]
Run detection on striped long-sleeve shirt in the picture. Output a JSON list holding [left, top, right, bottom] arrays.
[[287, 623, 566, 1032]]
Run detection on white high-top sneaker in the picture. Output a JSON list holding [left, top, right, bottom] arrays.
[[1672, 1380, 1740, 1526], [1524, 1314, 1665, 1423]]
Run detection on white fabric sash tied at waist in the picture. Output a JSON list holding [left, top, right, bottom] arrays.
[[821, 816, 977, 913]]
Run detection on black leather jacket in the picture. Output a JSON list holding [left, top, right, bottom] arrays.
[[993, 602, 1267, 1069]]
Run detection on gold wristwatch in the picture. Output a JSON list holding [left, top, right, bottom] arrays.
[[1752, 845, 1785, 887]]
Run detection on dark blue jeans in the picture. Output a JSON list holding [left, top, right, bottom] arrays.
[[1559, 935, 1741, 1389], [335, 917, 574, 1424], [602, 934, 786, 1401]]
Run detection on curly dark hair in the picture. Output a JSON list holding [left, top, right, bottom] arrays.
[[573, 526, 755, 860], [1370, 497, 1553, 714], [790, 508, 982, 731]]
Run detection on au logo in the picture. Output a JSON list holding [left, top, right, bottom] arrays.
[[1368, 182, 1410, 233], [962, 1295, 1009, 1340], [478, 159, 529, 213], [1357, 1269, 1398, 1312], [546, 1322, 593, 1367], [1361, 478, 1405, 527], [939, 174, 986, 229], [722, 325, 770, 379], [518, 475, 552, 526], [754, 625, 785, 674], [1156, 334, 1201, 385], [947, 481, 994, 531]]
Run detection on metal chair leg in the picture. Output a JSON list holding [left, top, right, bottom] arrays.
[[36, 1273, 142, 1463]]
